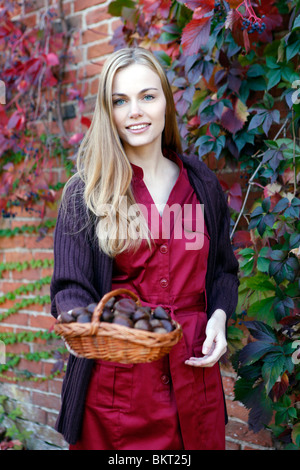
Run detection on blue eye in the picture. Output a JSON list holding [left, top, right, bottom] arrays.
[[143, 94, 154, 101], [113, 98, 126, 106]]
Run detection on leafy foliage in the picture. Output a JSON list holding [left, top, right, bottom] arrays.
[[108, 0, 300, 449], [0, 0, 77, 383]]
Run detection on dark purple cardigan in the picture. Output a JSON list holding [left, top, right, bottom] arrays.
[[50, 153, 239, 445]]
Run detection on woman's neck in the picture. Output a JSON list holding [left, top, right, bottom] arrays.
[[125, 143, 165, 180]]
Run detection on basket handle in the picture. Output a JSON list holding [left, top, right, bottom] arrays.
[[92, 288, 141, 323]]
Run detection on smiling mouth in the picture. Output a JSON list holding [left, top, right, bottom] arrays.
[[126, 123, 150, 131]]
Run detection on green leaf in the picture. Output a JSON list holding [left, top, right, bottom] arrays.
[[238, 341, 278, 366], [263, 92, 274, 109], [292, 14, 300, 30], [286, 40, 300, 61], [262, 354, 286, 395], [108, 0, 135, 16], [266, 56, 281, 69], [292, 423, 300, 448], [267, 69, 282, 90], [247, 64, 265, 77], [247, 296, 275, 321], [257, 256, 270, 273]]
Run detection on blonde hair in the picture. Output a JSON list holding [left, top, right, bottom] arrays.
[[63, 47, 182, 257]]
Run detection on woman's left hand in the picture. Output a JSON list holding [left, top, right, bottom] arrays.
[[185, 309, 227, 368]]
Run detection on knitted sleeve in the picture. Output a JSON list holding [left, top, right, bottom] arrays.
[[50, 179, 100, 319], [207, 179, 240, 320]]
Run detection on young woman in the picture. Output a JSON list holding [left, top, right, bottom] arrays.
[[50, 47, 239, 450]]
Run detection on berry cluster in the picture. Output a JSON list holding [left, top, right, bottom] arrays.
[[241, 15, 266, 34], [214, 1, 224, 18], [214, 0, 221, 11]]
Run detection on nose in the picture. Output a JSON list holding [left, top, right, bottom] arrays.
[[128, 100, 143, 118]]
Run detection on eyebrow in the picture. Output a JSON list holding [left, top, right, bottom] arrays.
[[112, 87, 159, 97]]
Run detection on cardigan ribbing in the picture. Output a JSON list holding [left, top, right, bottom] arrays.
[[50, 152, 239, 445]]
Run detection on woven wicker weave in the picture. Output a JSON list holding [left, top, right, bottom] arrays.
[[54, 288, 183, 363]]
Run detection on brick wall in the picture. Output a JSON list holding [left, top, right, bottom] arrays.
[[0, 0, 275, 450]]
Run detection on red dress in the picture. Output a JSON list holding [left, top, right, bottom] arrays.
[[70, 152, 225, 450]]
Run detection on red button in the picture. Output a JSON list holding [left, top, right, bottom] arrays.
[[160, 244, 168, 254], [160, 278, 169, 288], [161, 375, 170, 384]]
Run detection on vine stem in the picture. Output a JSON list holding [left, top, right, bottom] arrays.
[[230, 117, 289, 240], [292, 108, 297, 196]]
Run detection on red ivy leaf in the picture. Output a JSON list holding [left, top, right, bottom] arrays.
[[228, 182, 242, 211], [179, 0, 214, 12], [81, 116, 91, 128], [68, 132, 84, 145], [181, 17, 211, 56], [7, 110, 25, 130], [221, 98, 249, 134], [232, 230, 252, 248], [46, 52, 59, 66], [141, 0, 171, 20]]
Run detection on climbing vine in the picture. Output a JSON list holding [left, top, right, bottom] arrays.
[[0, 0, 80, 383]]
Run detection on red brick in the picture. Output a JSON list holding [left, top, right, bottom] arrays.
[[17, 358, 43, 375], [87, 41, 114, 60], [12, 268, 41, 281], [0, 299, 16, 310], [24, 234, 53, 250], [225, 440, 241, 450], [222, 375, 235, 398], [74, 0, 106, 12], [85, 6, 111, 25], [0, 281, 25, 294], [226, 399, 249, 422], [41, 267, 54, 278], [29, 314, 55, 330], [226, 420, 273, 448], [5, 342, 30, 355], [2, 312, 29, 327], [48, 378, 63, 395], [79, 61, 104, 80], [32, 391, 61, 411], [90, 77, 99, 95], [81, 24, 109, 45], [0, 235, 26, 249], [46, 411, 60, 428]]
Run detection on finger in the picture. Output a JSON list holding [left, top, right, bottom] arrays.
[[185, 353, 217, 368]]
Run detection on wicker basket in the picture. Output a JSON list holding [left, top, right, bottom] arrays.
[[54, 288, 183, 363]]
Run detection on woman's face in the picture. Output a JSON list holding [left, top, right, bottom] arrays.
[[111, 63, 167, 156]]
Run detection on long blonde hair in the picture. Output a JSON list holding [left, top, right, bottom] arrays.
[[63, 47, 182, 257]]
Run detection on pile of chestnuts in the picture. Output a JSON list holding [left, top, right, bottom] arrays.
[[59, 296, 175, 334]]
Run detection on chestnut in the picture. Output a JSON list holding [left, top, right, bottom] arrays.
[[134, 319, 153, 331], [86, 303, 97, 314], [114, 298, 137, 314], [77, 313, 92, 323], [113, 314, 134, 328], [153, 327, 168, 334], [149, 318, 162, 328], [101, 307, 114, 322], [60, 311, 75, 323], [152, 306, 171, 320], [160, 319, 174, 332], [132, 308, 150, 322], [71, 307, 88, 318], [105, 297, 116, 309]]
